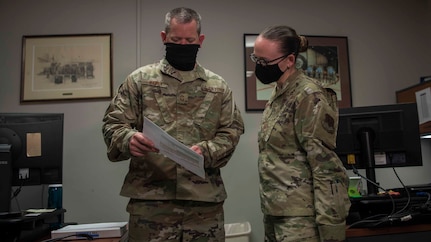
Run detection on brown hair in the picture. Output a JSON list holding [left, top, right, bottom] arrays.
[[260, 25, 308, 58]]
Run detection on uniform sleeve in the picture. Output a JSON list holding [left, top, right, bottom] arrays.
[[102, 77, 140, 162], [295, 92, 351, 242], [196, 87, 245, 168]]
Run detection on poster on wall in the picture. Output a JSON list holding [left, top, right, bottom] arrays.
[[21, 34, 113, 103], [244, 34, 352, 111]]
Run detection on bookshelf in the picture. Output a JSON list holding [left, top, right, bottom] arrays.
[[396, 80, 431, 135]]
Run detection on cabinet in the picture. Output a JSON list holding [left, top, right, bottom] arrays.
[[396, 80, 431, 134]]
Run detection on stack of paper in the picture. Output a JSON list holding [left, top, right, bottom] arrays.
[[50, 222, 128, 241], [67, 231, 128, 242], [66, 231, 128, 242]]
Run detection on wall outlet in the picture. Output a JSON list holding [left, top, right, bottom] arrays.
[[19, 168, 29, 179]]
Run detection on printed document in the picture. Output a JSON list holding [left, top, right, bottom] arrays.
[[143, 117, 205, 178], [415, 87, 431, 124]]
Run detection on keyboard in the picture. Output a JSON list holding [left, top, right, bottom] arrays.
[[347, 195, 431, 227], [406, 183, 431, 192], [0, 211, 23, 219]]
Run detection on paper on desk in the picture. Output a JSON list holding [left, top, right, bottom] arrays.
[[57, 222, 128, 231], [415, 87, 431, 124], [26, 208, 56, 213], [143, 117, 205, 178]]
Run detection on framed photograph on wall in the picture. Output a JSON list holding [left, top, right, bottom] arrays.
[[244, 34, 352, 111], [21, 33, 113, 102]]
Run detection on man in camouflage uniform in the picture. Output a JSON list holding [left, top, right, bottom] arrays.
[[102, 7, 244, 242], [252, 25, 351, 242]]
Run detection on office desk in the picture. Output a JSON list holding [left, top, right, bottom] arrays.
[[346, 223, 431, 242], [0, 209, 66, 242]]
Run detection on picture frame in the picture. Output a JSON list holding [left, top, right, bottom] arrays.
[[244, 34, 352, 111], [21, 33, 113, 102]]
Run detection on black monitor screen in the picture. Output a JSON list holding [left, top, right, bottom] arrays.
[[0, 113, 64, 186], [335, 103, 422, 169]]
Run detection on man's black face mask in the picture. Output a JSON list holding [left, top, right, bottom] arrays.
[[165, 43, 200, 71]]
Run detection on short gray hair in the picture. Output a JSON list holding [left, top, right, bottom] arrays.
[[164, 7, 202, 35]]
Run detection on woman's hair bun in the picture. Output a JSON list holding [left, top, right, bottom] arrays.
[[298, 36, 308, 52]]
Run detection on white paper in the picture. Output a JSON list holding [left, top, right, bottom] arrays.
[[374, 152, 387, 165], [56, 222, 128, 232], [143, 117, 205, 178], [415, 87, 431, 124], [26, 208, 56, 213], [51, 222, 128, 239]]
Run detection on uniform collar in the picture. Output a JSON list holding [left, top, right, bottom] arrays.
[[160, 59, 209, 83], [276, 69, 302, 93]]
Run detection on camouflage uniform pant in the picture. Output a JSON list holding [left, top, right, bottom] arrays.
[[127, 199, 225, 242], [264, 215, 319, 242]]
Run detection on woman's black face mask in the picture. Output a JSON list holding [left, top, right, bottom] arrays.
[[165, 43, 200, 71], [255, 63, 284, 85]]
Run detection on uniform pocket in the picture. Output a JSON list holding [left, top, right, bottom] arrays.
[[331, 180, 348, 218]]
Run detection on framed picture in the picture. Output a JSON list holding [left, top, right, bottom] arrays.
[[244, 34, 352, 111], [21, 34, 113, 102]]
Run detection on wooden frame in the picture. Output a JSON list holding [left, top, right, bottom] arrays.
[[21, 34, 113, 102], [244, 34, 352, 111]]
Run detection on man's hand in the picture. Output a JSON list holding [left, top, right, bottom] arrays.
[[129, 132, 159, 157], [190, 145, 202, 155]]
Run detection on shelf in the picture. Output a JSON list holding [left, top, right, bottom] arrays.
[[396, 80, 431, 135]]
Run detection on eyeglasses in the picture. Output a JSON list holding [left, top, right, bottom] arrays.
[[250, 53, 288, 66]]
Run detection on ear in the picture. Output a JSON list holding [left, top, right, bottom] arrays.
[[198, 34, 205, 46], [161, 31, 167, 42], [287, 54, 296, 68]]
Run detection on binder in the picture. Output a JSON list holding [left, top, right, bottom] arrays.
[[50, 222, 127, 240]]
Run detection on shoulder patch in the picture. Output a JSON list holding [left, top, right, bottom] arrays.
[[322, 113, 336, 134]]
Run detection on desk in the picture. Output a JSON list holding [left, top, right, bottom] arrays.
[[0, 209, 66, 242], [346, 223, 431, 242]]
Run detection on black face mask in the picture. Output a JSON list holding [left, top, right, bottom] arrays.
[[254, 63, 284, 85], [165, 43, 200, 71]]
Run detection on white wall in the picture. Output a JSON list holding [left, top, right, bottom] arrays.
[[1, 1, 430, 241]]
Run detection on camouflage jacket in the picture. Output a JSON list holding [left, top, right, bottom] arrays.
[[258, 71, 351, 241], [102, 59, 244, 203]]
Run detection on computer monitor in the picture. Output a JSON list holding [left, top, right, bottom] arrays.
[[0, 113, 64, 213], [335, 103, 422, 195]]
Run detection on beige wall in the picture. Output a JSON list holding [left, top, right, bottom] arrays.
[[1, 1, 430, 241]]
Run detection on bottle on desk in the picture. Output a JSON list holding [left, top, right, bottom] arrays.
[[48, 184, 63, 229], [48, 184, 63, 209]]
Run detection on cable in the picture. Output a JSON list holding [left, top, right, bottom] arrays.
[[347, 213, 389, 229], [11, 180, 24, 212], [349, 165, 407, 226], [42, 184, 46, 208], [351, 165, 387, 192], [388, 167, 411, 217], [10, 181, 23, 200]]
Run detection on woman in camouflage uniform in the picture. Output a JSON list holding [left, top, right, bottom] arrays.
[[252, 25, 351, 242]]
